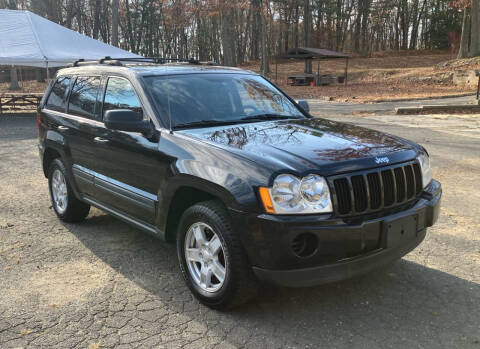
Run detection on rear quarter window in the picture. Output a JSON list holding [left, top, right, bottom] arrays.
[[68, 76, 101, 119], [46, 76, 71, 112]]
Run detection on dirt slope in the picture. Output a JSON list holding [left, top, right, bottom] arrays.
[[241, 50, 480, 103]]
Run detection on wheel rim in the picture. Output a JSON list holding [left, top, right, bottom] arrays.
[[184, 222, 227, 293], [51, 169, 68, 214]]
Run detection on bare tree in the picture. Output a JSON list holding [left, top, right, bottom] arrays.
[[9, 68, 20, 91], [304, 0, 312, 73], [458, 7, 470, 59], [260, 0, 270, 74], [0, 0, 471, 70], [470, 0, 480, 57], [221, 0, 237, 66], [111, 0, 119, 47]]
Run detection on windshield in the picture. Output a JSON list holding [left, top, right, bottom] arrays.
[[144, 73, 305, 128]]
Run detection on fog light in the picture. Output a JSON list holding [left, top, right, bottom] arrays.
[[291, 233, 318, 258]]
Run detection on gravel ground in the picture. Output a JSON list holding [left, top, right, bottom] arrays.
[[0, 111, 479, 349]]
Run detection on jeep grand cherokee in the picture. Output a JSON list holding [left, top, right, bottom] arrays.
[[38, 58, 441, 309]]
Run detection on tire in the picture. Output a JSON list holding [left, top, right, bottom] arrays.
[[176, 200, 257, 309], [48, 158, 90, 223]]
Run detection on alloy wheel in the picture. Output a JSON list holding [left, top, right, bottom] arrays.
[[184, 222, 227, 293]]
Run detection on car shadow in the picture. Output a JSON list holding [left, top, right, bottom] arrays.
[[65, 210, 480, 348]]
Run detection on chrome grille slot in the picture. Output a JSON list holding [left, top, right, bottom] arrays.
[[330, 161, 423, 216]]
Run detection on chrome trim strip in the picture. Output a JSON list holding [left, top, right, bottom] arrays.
[[72, 164, 157, 212], [44, 108, 105, 127], [72, 166, 94, 184], [94, 171, 157, 201], [94, 176, 154, 212], [82, 195, 164, 239]]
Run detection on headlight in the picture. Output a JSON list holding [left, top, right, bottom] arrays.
[[259, 174, 332, 214], [417, 153, 432, 188]]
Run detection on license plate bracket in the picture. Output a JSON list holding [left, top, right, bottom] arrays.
[[383, 215, 418, 248]]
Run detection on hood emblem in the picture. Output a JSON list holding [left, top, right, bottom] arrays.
[[375, 157, 390, 164]]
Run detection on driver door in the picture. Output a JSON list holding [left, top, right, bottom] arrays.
[[91, 76, 164, 224]]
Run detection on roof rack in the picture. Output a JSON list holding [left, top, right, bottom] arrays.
[[69, 56, 219, 67]]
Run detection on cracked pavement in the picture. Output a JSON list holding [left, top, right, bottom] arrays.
[[0, 110, 479, 348]]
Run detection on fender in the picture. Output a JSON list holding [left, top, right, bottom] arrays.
[[152, 132, 274, 234], [45, 129, 66, 148], [155, 169, 258, 234], [42, 131, 82, 199]]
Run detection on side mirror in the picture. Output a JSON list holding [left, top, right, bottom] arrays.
[[297, 100, 310, 113], [104, 109, 151, 133]]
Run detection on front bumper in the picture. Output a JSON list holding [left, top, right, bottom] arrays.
[[231, 180, 441, 287]]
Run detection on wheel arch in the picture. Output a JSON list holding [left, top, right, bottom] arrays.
[[42, 146, 62, 177], [161, 182, 235, 243]]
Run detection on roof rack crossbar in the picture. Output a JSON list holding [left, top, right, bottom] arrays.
[[69, 56, 218, 67]]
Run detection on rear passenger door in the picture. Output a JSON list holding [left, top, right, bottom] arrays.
[[64, 75, 104, 197], [90, 76, 163, 224]]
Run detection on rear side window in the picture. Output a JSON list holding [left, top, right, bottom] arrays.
[[103, 77, 143, 117], [46, 76, 70, 111], [68, 76, 101, 119]]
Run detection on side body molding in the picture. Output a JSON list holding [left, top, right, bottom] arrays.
[[72, 164, 163, 238]]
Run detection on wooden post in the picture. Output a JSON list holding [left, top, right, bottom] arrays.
[[35, 68, 45, 82], [344, 57, 349, 86], [275, 59, 278, 82], [19, 67, 24, 89], [476, 70, 480, 103], [317, 59, 320, 86]]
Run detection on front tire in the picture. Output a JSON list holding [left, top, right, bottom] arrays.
[[48, 158, 90, 222], [177, 200, 257, 309]]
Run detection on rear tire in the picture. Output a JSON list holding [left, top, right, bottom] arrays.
[[177, 200, 257, 309], [48, 158, 90, 223]]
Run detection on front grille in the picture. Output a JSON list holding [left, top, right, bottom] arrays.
[[330, 161, 423, 216]]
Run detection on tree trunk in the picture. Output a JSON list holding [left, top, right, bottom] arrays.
[[470, 0, 480, 57], [111, 0, 119, 46], [9, 68, 20, 91], [221, 1, 236, 66], [335, 0, 343, 51], [92, 0, 101, 39], [251, 0, 261, 60], [294, 5, 299, 49], [284, 4, 290, 53], [458, 7, 471, 59], [354, 0, 362, 52], [304, 0, 312, 73], [360, 0, 371, 55], [65, 0, 75, 28], [35, 68, 44, 83], [261, 1, 270, 74]]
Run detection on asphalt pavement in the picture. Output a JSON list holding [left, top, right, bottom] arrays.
[[307, 94, 478, 116]]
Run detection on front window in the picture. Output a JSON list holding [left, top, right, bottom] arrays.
[[103, 77, 143, 118], [144, 73, 305, 128]]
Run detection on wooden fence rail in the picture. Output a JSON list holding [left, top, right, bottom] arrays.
[[0, 94, 42, 114]]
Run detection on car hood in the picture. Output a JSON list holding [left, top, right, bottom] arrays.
[[179, 118, 420, 176]]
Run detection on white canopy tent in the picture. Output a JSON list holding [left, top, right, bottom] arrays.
[[0, 9, 141, 76]]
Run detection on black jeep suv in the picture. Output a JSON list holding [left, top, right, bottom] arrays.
[[38, 58, 441, 309]]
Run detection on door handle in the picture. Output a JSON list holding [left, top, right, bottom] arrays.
[[57, 125, 69, 131], [93, 136, 109, 143]]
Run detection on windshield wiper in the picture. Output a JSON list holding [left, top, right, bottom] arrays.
[[174, 114, 303, 130], [174, 119, 242, 129], [238, 114, 303, 121]]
